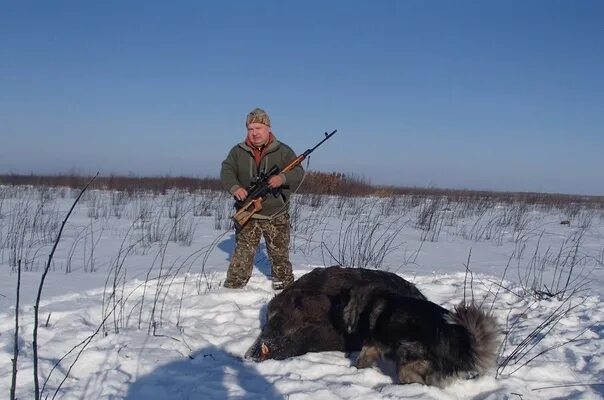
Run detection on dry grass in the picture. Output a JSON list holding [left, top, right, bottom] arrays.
[[1, 172, 603, 209]]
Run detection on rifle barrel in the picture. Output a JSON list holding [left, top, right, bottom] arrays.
[[302, 130, 337, 157]]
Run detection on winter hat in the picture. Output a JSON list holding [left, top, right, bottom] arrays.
[[246, 108, 271, 127]]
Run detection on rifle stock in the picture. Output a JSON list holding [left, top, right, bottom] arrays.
[[233, 198, 263, 229], [231, 130, 337, 229]]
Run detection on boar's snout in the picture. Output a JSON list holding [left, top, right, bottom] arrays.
[[245, 338, 272, 362]]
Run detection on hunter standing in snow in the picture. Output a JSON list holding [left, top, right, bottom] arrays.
[[220, 108, 304, 290]]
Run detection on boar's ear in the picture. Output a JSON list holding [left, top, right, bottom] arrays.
[[343, 288, 364, 333], [244, 339, 272, 362], [368, 298, 386, 331], [261, 342, 270, 360]]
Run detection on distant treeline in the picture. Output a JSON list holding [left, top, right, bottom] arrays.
[[1, 172, 603, 208]]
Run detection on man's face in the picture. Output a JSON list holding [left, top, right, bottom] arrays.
[[247, 123, 271, 148]]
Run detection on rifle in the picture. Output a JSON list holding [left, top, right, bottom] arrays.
[[232, 129, 337, 230]]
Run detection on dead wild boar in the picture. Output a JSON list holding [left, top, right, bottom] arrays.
[[343, 287, 500, 387], [245, 265, 425, 361]]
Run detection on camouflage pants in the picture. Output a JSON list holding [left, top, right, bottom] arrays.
[[224, 213, 293, 289]]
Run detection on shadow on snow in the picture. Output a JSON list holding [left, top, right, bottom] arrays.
[[125, 345, 283, 400], [218, 234, 273, 279]]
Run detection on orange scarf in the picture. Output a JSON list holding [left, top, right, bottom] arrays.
[[246, 133, 275, 167]]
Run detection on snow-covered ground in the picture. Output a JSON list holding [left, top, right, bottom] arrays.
[[1, 186, 603, 399]]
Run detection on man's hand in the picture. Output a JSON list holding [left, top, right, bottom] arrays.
[[267, 175, 284, 189], [233, 187, 248, 201]]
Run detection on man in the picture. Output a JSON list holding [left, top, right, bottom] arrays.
[[220, 108, 304, 290]]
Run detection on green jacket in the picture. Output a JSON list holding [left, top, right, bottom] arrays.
[[220, 139, 304, 219]]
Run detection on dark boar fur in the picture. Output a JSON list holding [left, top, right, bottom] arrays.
[[343, 287, 500, 387], [245, 266, 425, 361]]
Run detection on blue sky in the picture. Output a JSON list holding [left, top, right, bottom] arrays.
[[1, 1, 603, 195]]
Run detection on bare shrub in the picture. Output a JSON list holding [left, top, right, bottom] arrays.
[[291, 196, 332, 256], [323, 202, 408, 269], [458, 209, 507, 245], [339, 196, 363, 217], [415, 197, 446, 242], [0, 185, 6, 218], [1, 194, 60, 270], [481, 248, 596, 379], [131, 195, 153, 224], [497, 203, 533, 234], [289, 194, 302, 232], [509, 207, 534, 244], [172, 214, 197, 246], [166, 190, 187, 219], [213, 201, 232, 230], [5, 199, 29, 270], [564, 203, 582, 220], [576, 209, 594, 230], [192, 191, 215, 217], [496, 291, 589, 377], [111, 191, 128, 218], [519, 228, 593, 300], [30, 201, 61, 245], [65, 226, 87, 273], [102, 221, 141, 335], [85, 219, 102, 272], [86, 191, 109, 219], [143, 210, 164, 247], [309, 193, 324, 208], [379, 195, 404, 216]]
